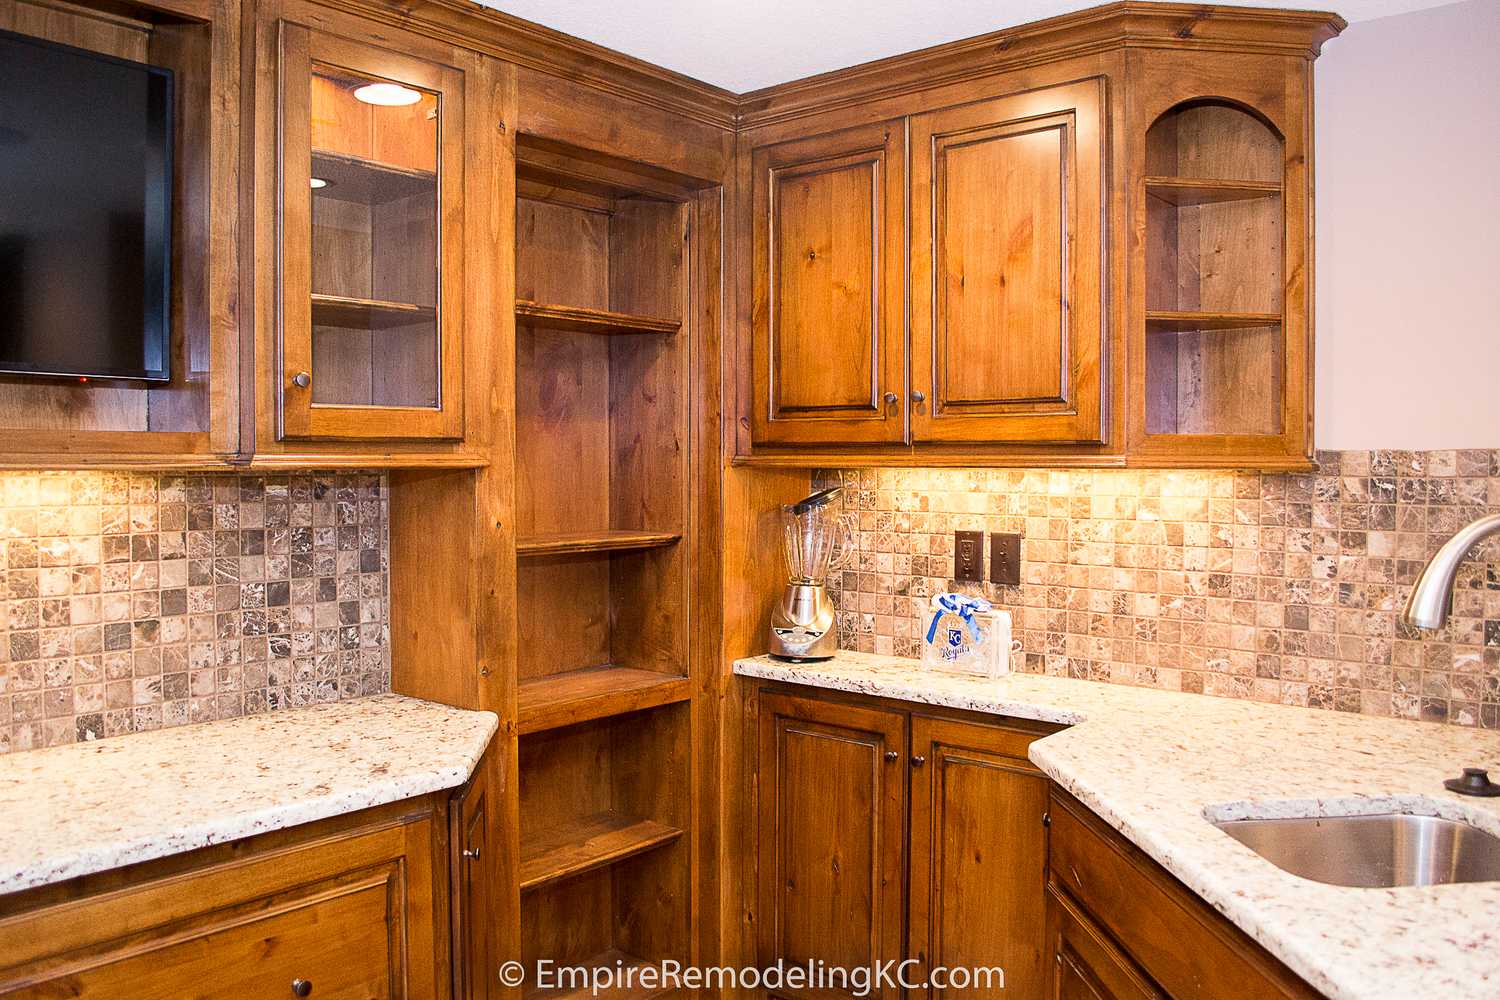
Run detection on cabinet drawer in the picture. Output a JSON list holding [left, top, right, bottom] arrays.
[[0, 816, 437, 999], [1048, 793, 1317, 1000]]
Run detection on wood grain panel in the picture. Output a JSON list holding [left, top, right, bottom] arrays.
[[909, 716, 1049, 1000], [909, 79, 1106, 444], [750, 121, 905, 445], [757, 692, 906, 1000]]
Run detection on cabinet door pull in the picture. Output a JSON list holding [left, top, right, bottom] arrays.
[[883, 391, 899, 405], [910, 390, 926, 403], [462, 846, 481, 860], [884, 750, 899, 761], [290, 371, 311, 389], [911, 754, 926, 767], [291, 979, 313, 997]]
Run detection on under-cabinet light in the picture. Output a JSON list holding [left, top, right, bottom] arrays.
[[310, 177, 329, 189], [353, 82, 422, 106]]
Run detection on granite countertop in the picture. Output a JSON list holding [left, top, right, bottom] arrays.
[[0, 693, 497, 896], [736, 651, 1500, 1000]]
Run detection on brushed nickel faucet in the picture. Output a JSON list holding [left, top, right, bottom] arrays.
[[1400, 513, 1500, 630]]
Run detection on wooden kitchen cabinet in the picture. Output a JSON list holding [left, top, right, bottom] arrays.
[[908, 79, 1107, 445], [756, 691, 908, 1000], [0, 799, 448, 998], [1046, 787, 1320, 1000], [909, 715, 1050, 999], [756, 687, 1055, 1000], [1046, 885, 1165, 1000], [276, 20, 466, 441], [749, 121, 907, 445]]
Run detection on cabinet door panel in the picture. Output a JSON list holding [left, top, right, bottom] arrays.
[[751, 122, 906, 445], [909, 716, 1049, 1000], [757, 692, 906, 1000], [451, 755, 496, 1000], [1046, 886, 1165, 1000], [279, 23, 465, 440], [910, 79, 1106, 444]]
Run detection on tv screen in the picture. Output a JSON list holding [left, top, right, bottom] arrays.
[[0, 28, 172, 381]]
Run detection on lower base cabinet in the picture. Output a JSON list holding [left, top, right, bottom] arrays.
[[0, 755, 495, 1000], [755, 686, 1053, 1000], [1045, 788, 1320, 1000]]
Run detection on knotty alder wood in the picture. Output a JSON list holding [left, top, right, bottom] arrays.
[[1047, 788, 1320, 1000], [1127, 53, 1313, 465], [520, 812, 684, 892], [516, 300, 681, 336], [909, 78, 1106, 444], [750, 120, 907, 445], [908, 715, 1049, 1000], [756, 692, 907, 1000], [516, 530, 682, 556], [0, 799, 446, 999], [1046, 885, 1166, 1000], [518, 665, 691, 734]]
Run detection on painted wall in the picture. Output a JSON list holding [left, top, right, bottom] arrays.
[[1314, 0, 1500, 449]]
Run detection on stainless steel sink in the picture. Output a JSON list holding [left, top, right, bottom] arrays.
[[1212, 813, 1500, 887]]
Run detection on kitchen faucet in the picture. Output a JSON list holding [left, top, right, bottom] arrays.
[[1400, 513, 1500, 630]]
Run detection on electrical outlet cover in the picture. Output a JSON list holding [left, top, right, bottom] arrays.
[[990, 532, 1021, 586], [955, 530, 984, 582]]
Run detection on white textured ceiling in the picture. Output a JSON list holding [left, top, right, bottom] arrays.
[[484, 0, 1451, 92]]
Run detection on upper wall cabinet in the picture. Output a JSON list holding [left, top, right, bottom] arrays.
[[750, 121, 906, 445], [909, 79, 1106, 445], [1125, 50, 1315, 468], [276, 23, 464, 441]]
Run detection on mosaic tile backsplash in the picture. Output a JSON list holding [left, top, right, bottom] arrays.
[[0, 471, 390, 754], [816, 449, 1500, 727]]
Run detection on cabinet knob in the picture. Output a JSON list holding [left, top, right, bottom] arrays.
[[291, 980, 313, 997], [911, 755, 926, 767], [883, 391, 899, 405], [291, 371, 311, 389], [910, 390, 926, 403], [884, 750, 899, 761], [462, 846, 481, 860]]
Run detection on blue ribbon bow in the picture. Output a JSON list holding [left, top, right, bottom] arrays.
[[925, 593, 993, 645]]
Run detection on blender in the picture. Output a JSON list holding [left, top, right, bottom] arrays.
[[769, 486, 853, 660]]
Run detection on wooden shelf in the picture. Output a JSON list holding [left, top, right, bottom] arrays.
[[311, 149, 435, 204], [516, 530, 681, 557], [516, 300, 680, 336], [519, 665, 691, 734], [521, 949, 671, 1000], [520, 811, 683, 893], [1146, 310, 1282, 331], [311, 293, 436, 329], [1144, 176, 1282, 205]]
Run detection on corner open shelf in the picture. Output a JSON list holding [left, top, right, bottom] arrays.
[[516, 299, 680, 336], [513, 136, 696, 989], [519, 665, 691, 734], [1146, 310, 1283, 331], [515, 530, 681, 557], [1143, 176, 1281, 206], [520, 811, 684, 893]]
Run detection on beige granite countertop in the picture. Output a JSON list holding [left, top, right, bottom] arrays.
[[0, 693, 497, 896], [736, 651, 1500, 1000]]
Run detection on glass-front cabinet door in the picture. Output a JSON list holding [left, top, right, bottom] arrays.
[[277, 24, 464, 440]]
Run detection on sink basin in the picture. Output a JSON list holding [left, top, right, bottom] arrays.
[[1212, 813, 1500, 887]]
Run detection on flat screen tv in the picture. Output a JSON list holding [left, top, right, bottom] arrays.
[[0, 28, 173, 381]]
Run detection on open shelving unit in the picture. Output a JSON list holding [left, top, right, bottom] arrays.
[[1143, 100, 1286, 438], [513, 135, 696, 997]]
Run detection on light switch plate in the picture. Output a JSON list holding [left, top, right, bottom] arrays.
[[954, 530, 984, 583], [990, 532, 1021, 586]]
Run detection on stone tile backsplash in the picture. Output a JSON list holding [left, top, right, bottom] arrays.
[[816, 449, 1500, 727], [0, 471, 390, 754]]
